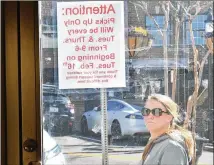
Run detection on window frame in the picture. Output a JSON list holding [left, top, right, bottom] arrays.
[[184, 14, 207, 45], [145, 15, 172, 47]]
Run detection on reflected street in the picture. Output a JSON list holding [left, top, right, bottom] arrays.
[[54, 134, 145, 165], [53, 134, 213, 165]]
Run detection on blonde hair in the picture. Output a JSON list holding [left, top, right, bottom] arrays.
[[142, 94, 194, 161]]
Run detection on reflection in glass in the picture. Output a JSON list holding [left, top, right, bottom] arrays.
[[39, 1, 213, 165]]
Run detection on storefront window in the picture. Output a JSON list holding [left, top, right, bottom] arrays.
[[185, 15, 207, 45], [39, 1, 213, 165], [146, 15, 172, 46]]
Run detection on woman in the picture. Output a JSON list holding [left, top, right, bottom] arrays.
[[140, 94, 194, 165]]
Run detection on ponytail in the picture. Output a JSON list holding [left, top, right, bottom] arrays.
[[168, 123, 194, 159]]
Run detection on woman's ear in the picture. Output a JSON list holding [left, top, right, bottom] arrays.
[[166, 115, 173, 123]]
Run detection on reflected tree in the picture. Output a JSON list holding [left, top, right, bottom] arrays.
[[129, 1, 213, 164], [130, 1, 170, 96], [179, 2, 213, 164]]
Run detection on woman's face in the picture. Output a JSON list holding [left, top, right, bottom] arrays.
[[144, 99, 173, 133]]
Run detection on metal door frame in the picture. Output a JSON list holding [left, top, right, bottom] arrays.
[[2, 2, 41, 165]]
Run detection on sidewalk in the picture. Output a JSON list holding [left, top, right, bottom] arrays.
[[54, 135, 145, 154], [203, 143, 213, 152]]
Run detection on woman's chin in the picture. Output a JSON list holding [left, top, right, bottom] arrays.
[[146, 126, 157, 131], [146, 124, 160, 131]]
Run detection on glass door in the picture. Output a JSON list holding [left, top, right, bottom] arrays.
[[3, 1, 212, 165]]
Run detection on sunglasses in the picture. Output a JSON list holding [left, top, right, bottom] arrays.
[[141, 108, 170, 117]]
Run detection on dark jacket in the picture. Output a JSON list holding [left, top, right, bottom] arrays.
[[141, 132, 190, 165]]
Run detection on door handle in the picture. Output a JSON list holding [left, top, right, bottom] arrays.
[[23, 138, 37, 152]]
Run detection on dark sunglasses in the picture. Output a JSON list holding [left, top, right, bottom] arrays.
[[141, 108, 170, 117]]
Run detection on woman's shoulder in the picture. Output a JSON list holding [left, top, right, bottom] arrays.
[[162, 132, 188, 153], [153, 132, 186, 150], [159, 138, 189, 165], [165, 138, 186, 151], [148, 134, 189, 164]]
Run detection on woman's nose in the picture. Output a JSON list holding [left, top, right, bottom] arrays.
[[146, 113, 154, 120]]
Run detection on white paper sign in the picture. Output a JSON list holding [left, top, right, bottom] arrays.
[[57, 1, 125, 89]]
